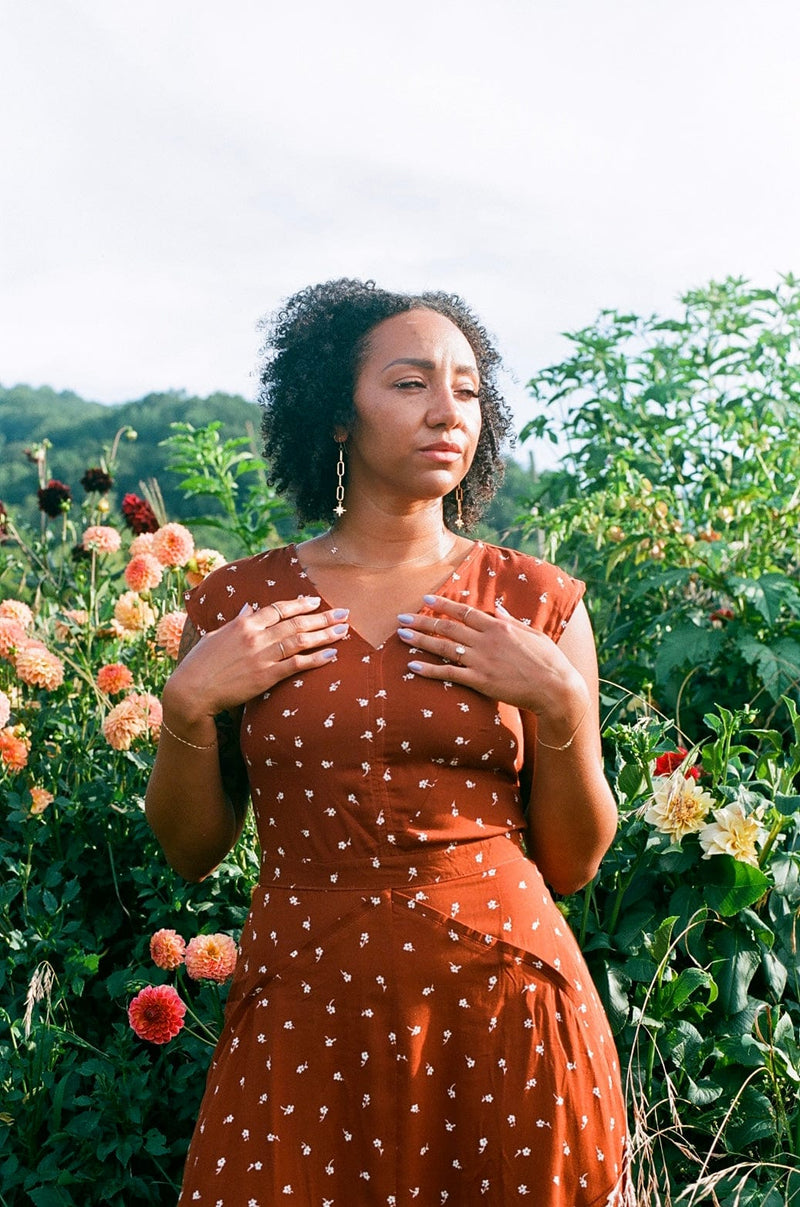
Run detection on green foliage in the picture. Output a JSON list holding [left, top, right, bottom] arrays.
[[520, 275, 800, 737]]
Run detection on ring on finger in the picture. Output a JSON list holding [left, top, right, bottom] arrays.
[[270, 602, 284, 623], [454, 643, 467, 666], [433, 619, 441, 634], [462, 606, 473, 623], [278, 641, 286, 659]]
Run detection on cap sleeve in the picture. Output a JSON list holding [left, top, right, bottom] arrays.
[[489, 547, 585, 643]]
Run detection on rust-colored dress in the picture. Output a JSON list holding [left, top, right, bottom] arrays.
[[178, 542, 631, 1206]]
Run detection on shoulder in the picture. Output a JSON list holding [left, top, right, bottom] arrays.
[[183, 546, 292, 635], [477, 542, 585, 642]]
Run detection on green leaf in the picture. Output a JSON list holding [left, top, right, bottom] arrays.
[[702, 854, 770, 916], [616, 762, 643, 800], [712, 927, 762, 1014], [661, 966, 717, 1013]]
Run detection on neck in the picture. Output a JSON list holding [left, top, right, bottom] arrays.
[[325, 501, 459, 569]]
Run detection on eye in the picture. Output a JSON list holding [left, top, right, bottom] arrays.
[[394, 379, 425, 390], [456, 386, 480, 399]]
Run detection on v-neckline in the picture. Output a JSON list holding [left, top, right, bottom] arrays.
[[286, 541, 483, 652]]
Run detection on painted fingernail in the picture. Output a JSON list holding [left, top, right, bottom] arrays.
[[423, 594, 437, 605], [408, 661, 424, 672], [397, 613, 415, 624], [332, 608, 349, 620], [397, 628, 415, 640], [305, 596, 321, 607], [332, 623, 349, 636], [321, 649, 337, 660], [238, 603, 251, 616]]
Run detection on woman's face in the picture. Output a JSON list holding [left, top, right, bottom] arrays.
[[345, 308, 482, 512]]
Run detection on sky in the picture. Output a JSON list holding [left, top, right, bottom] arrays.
[[3, 0, 800, 465]]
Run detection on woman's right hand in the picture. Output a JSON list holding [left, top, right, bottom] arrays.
[[163, 596, 349, 725]]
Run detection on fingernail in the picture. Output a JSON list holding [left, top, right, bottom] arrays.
[[397, 613, 415, 624], [238, 603, 250, 616], [397, 628, 415, 640], [332, 623, 349, 636], [332, 608, 349, 620], [321, 649, 337, 660], [305, 596, 321, 607], [408, 661, 424, 672], [423, 594, 437, 605]]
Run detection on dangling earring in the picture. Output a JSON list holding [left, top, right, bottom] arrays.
[[333, 439, 346, 517], [455, 483, 465, 529]]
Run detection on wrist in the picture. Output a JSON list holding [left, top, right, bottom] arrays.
[[535, 681, 591, 749]]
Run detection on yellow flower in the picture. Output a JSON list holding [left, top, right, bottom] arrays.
[[113, 591, 156, 633], [698, 801, 768, 867], [644, 771, 715, 841]]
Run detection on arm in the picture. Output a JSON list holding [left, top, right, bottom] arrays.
[[518, 603, 617, 895], [145, 596, 350, 881], [396, 595, 617, 895]]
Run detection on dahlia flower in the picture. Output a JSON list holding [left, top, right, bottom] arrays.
[[102, 692, 160, 750], [96, 662, 134, 695], [155, 611, 187, 659], [114, 591, 156, 633], [53, 609, 90, 642], [29, 787, 54, 815], [0, 618, 27, 660], [129, 532, 157, 558], [644, 770, 715, 842], [698, 801, 769, 867], [653, 747, 700, 781], [128, 984, 186, 1044], [0, 689, 10, 728], [80, 466, 114, 494], [0, 600, 33, 629], [184, 933, 238, 983], [150, 928, 186, 970], [15, 646, 65, 691], [81, 525, 122, 555], [185, 548, 227, 587], [38, 479, 72, 518], [152, 522, 194, 568], [124, 553, 163, 593], [0, 726, 31, 772], [121, 493, 159, 535]]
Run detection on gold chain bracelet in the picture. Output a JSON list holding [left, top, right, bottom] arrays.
[[536, 701, 591, 752], [160, 719, 218, 751]]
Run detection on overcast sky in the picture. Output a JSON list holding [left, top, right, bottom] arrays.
[[3, 0, 800, 463]]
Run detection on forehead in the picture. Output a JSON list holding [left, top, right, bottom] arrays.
[[365, 309, 478, 370]]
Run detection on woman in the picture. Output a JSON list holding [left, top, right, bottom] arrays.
[[146, 280, 632, 1205]]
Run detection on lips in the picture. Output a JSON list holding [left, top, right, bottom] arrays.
[[418, 442, 463, 457]]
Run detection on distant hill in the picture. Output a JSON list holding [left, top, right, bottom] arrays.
[[0, 384, 262, 532], [0, 383, 541, 551]]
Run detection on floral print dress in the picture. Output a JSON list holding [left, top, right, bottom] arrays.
[[177, 542, 632, 1207]]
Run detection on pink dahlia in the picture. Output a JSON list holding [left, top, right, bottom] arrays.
[[96, 662, 134, 695], [151, 522, 194, 568], [0, 600, 33, 630], [81, 525, 122, 555], [184, 933, 238, 983], [128, 984, 186, 1044], [129, 532, 156, 558], [155, 611, 187, 659], [15, 646, 65, 691], [128, 691, 163, 738], [114, 591, 156, 633], [102, 695, 151, 750], [124, 553, 163, 593], [0, 618, 27, 660], [150, 928, 186, 970]]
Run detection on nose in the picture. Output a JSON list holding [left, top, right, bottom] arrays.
[[425, 381, 461, 427]]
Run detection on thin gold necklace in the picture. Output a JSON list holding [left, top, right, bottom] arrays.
[[325, 529, 460, 570]]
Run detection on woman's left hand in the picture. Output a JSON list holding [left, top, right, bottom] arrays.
[[397, 593, 589, 731]]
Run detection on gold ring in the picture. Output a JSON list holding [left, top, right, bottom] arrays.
[[270, 602, 284, 623], [278, 641, 286, 659], [454, 643, 467, 666], [433, 619, 441, 633], [463, 607, 473, 623]]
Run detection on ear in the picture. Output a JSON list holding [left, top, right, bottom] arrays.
[[333, 426, 349, 443]]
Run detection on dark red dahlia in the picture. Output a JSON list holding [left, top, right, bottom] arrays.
[[121, 493, 159, 534], [653, 747, 701, 780], [37, 479, 72, 518], [0, 500, 8, 542], [81, 466, 114, 494]]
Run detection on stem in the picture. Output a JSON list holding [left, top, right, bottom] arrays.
[[578, 879, 595, 948]]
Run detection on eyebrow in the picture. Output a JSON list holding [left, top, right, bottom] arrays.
[[382, 357, 478, 375]]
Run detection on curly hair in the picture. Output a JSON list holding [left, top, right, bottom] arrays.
[[258, 278, 515, 528]]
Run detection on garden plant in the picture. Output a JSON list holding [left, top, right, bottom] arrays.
[[1, 277, 800, 1203]]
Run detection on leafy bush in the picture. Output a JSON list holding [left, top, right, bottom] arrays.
[[521, 275, 800, 737]]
